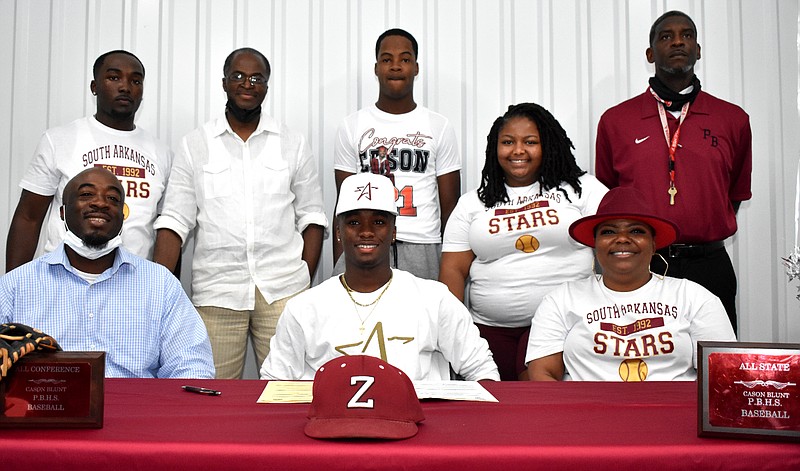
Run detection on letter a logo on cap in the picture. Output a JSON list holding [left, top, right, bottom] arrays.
[[356, 184, 374, 201], [335, 173, 398, 216]]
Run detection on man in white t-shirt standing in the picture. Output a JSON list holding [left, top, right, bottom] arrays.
[[333, 28, 461, 280], [6, 50, 172, 272]]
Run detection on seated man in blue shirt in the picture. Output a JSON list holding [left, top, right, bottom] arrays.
[[0, 167, 214, 378]]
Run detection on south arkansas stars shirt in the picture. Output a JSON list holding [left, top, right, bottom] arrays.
[[20, 116, 172, 259], [527, 275, 736, 381], [443, 174, 607, 328]]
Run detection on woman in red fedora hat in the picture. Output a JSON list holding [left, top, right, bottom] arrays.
[[525, 186, 735, 382]]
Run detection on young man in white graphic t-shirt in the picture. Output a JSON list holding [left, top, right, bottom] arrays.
[[261, 173, 498, 381], [6, 50, 172, 272], [333, 28, 461, 280]]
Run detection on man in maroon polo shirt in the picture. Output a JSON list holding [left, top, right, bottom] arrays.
[[595, 10, 751, 334]]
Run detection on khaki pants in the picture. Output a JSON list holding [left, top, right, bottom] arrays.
[[197, 288, 295, 379]]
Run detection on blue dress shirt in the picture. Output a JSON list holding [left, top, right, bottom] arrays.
[[0, 244, 215, 378]]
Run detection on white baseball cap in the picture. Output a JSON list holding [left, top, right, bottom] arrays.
[[335, 173, 398, 216]]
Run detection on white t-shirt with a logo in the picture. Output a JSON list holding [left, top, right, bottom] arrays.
[[333, 105, 461, 243], [443, 175, 607, 327], [526, 275, 736, 381], [20, 116, 172, 259]]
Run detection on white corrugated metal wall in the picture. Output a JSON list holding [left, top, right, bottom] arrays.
[[1, 1, 798, 368]]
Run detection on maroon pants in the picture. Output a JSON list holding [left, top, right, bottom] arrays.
[[476, 323, 530, 381]]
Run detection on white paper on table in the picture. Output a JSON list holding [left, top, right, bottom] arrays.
[[257, 380, 499, 404], [412, 380, 499, 402]]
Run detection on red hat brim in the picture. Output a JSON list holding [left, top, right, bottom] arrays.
[[569, 213, 678, 249], [305, 417, 420, 440]]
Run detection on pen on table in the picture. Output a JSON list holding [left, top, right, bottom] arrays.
[[182, 385, 222, 396]]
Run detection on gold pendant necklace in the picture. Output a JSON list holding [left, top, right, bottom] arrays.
[[341, 274, 393, 333]]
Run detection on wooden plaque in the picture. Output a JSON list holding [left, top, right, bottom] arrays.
[[0, 351, 105, 428], [697, 341, 800, 441]]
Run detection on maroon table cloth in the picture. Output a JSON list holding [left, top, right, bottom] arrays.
[[2, 379, 798, 470]]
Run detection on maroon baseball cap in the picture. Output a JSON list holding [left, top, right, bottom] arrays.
[[304, 355, 425, 440], [569, 186, 679, 249]]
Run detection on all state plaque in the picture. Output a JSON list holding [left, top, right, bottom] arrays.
[[698, 341, 799, 441]]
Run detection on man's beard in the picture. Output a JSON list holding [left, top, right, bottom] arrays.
[[82, 233, 111, 249], [658, 64, 694, 75], [110, 109, 136, 121]]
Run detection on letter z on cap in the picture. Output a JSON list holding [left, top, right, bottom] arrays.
[[304, 355, 424, 440]]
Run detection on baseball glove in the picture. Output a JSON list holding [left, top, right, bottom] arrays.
[[0, 323, 62, 381]]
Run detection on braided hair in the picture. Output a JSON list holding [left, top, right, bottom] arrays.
[[477, 102, 586, 208]]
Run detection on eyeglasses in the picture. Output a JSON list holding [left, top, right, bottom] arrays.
[[226, 72, 267, 86]]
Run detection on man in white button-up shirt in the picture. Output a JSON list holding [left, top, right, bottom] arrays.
[[153, 48, 328, 379]]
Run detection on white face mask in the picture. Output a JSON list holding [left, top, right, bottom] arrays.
[[63, 230, 122, 260], [62, 211, 123, 260]]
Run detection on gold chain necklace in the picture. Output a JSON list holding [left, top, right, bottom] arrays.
[[340, 274, 393, 333], [340, 274, 393, 307]]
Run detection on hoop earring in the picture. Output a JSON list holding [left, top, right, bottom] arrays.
[[653, 252, 669, 279]]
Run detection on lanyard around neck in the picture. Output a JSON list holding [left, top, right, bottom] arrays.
[[649, 87, 690, 206]]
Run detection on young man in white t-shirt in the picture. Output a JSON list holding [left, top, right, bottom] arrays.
[[333, 28, 461, 280], [261, 173, 498, 381], [6, 50, 172, 272]]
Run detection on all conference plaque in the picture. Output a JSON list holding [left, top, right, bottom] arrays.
[[0, 351, 104, 428], [698, 342, 799, 441]]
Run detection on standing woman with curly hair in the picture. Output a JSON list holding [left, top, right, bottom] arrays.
[[439, 103, 607, 380]]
